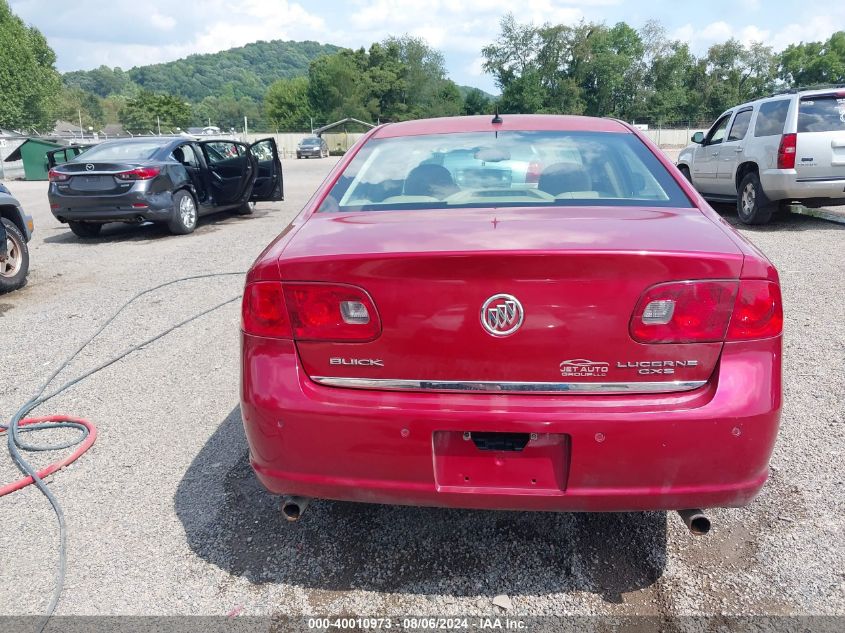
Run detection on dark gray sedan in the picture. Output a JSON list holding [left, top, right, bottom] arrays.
[[296, 136, 329, 159], [48, 136, 283, 237]]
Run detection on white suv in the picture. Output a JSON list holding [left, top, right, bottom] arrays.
[[677, 87, 845, 224]]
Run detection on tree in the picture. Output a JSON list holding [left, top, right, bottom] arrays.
[[53, 87, 105, 129], [264, 77, 311, 131], [307, 48, 372, 124], [384, 35, 462, 119], [463, 88, 492, 115], [0, 0, 62, 130], [119, 91, 192, 134], [779, 32, 845, 86], [63, 65, 134, 97]]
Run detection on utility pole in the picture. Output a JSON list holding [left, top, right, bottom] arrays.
[[244, 115, 248, 140], [78, 108, 84, 139], [157, 116, 161, 135]]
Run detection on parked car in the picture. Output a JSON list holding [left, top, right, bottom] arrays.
[[240, 114, 783, 530], [48, 136, 283, 237], [0, 183, 34, 293], [677, 86, 845, 224], [296, 136, 329, 159]]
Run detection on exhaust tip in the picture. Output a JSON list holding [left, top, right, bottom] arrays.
[[677, 509, 711, 536], [281, 496, 310, 522]]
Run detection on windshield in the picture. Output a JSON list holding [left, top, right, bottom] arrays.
[[318, 131, 692, 212], [73, 141, 166, 162], [300, 138, 321, 146]]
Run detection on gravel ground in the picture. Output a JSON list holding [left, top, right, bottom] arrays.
[[1, 158, 843, 620]]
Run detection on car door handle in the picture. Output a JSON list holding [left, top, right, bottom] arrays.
[[711, 151, 719, 156], [734, 147, 743, 153]]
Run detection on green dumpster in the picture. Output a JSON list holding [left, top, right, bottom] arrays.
[[14, 138, 64, 180]]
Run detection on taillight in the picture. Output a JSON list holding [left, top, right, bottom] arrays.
[[777, 133, 796, 169], [630, 280, 738, 343], [727, 280, 782, 340], [115, 167, 161, 180], [283, 283, 381, 342], [525, 161, 543, 184], [631, 279, 782, 343], [241, 282, 291, 339], [48, 168, 69, 182]]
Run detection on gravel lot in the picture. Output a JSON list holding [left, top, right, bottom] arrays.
[[1, 157, 843, 621]]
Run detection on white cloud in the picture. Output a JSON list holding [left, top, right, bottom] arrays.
[[149, 12, 176, 31]]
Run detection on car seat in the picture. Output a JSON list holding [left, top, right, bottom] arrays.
[[538, 163, 593, 196], [404, 164, 460, 199]]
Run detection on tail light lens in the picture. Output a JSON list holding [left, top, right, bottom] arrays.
[[115, 167, 161, 180], [525, 161, 543, 184], [241, 281, 381, 341], [631, 281, 738, 343], [48, 169, 70, 182], [777, 133, 797, 169], [283, 283, 381, 341], [631, 279, 782, 343], [727, 280, 783, 340], [241, 282, 291, 339]]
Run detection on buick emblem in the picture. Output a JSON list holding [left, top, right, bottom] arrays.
[[481, 294, 524, 337], [85, 164, 95, 171]]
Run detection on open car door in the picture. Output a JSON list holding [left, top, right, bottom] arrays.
[[198, 140, 254, 207], [248, 138, 284, 201]]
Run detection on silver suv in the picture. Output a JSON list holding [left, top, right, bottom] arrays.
[[677, 87, 845, 224]]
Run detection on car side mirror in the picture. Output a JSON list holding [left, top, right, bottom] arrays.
[[691, 131, 705, 144]]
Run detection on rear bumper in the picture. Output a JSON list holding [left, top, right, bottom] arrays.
[[240, 336, 782, 512], [48, 185, 175, 223], [761, 169, 845, 202]]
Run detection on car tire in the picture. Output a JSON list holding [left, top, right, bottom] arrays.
[[0, 219, 29, 293], [68, 221, 103, 238], [737, 172, 774, 225], [167, 190, 198, 235], [235, 200, 256, 215], [678, 165, 692, 182]]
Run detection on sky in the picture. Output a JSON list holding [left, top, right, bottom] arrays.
[[9, 0, 845, 94]]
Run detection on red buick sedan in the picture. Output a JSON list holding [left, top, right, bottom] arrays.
[[240, 115, 782, 531]]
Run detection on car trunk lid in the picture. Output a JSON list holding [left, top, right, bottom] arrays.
[[278, 207, 744, 391]]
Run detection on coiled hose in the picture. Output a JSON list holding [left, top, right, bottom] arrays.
[[1, 272, 245, 632]]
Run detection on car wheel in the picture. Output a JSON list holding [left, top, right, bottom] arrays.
[[0, 219, 29, 293], [737, 172, 774, 225], [167, 190, 198, 235], [68, 221, 103, 238], [678, 165, 692, 182], [236, 200, 256, 215]]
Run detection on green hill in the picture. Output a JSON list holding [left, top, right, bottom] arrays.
[[63, 40, 342, 102]]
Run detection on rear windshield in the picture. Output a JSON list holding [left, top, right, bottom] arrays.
[[799, 96, 845, 133], [318, 131, 692, 212], [73, 141, 165, 161]]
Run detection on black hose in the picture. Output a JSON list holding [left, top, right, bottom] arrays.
[[1, 271, 246, 632]]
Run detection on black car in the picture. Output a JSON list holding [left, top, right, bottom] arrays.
[[296, 136, 329, 159], [47, 137, 283, 237]]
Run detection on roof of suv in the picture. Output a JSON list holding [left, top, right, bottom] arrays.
[[733, 86, 845, 110]]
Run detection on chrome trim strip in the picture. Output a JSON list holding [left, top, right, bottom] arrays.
[[309, 377, 707, 394]]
